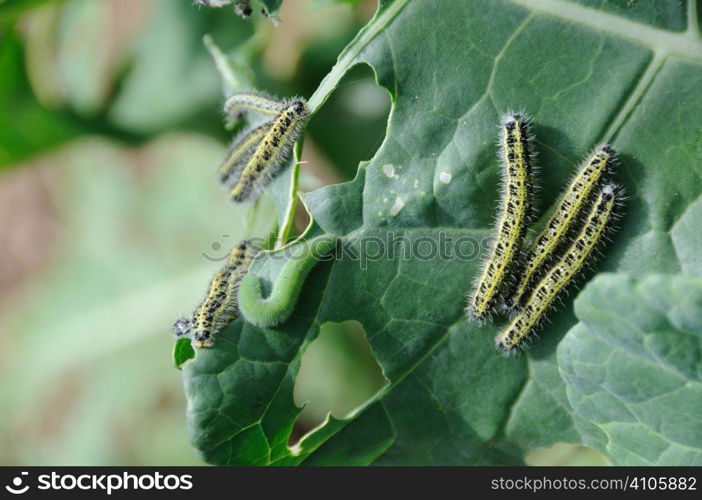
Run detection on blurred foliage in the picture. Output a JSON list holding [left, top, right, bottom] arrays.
[[1, 134, 263, 465], [0, 0, 58, 22], [0, 29, 84, 167], [0, 0, 386, 466]]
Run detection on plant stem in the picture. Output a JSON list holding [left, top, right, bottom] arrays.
[[276, 158, 300, 248]]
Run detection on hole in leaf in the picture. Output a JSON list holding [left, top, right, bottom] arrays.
[[524, 442, 611, 466], [305, 63, 391, 182], [289, 64, 391, 236], [291, 320, 387, 440]]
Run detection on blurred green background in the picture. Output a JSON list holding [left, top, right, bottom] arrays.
[[0, 0, 607, 466]]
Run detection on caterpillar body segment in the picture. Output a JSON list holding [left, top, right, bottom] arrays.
[[219, 122, 272, 185], [223, 91, 287, 121]]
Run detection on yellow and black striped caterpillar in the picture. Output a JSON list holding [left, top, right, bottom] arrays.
[[218, 94, 308, 203], [173, 240, 259, 347], [467, 112, 535, 322], [508, 145, 616, 309], [495, 184, 621, 353]]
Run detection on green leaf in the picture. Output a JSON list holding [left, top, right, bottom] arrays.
[[182, 0, 702, 464], [559, 273, 702, 465], [174, 338, 196, 369]]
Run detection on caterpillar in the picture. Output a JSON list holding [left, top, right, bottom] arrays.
[[467, 112, 535, 322], [495, 184, 621, 353], [238, 234, 337, 328], [509, 145, 616, 309], [229, 98, 309, 203], [223, 92, 288, 121], [218, 122, 271, 184], [173, 240, 259, 348]]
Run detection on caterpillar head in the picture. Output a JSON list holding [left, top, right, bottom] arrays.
[[172, 316, 192, 337], [290, 99, 309, 117], [192, 329, 215, 349]]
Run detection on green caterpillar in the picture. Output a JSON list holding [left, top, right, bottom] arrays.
[[238, 234, 337, 327]]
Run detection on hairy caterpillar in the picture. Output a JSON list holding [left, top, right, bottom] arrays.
[[495, 184, 621, 353], [229, 98, 309, 203], [173, 240, 259, 347], [238, 234, 337, 327], [219, 122, 271, 184], [509, 145, 616, 309], [223, 92, 290, 121], [467, 112, 535, 321]]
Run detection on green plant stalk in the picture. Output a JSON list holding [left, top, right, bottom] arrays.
[[276, 159, 301, 248]]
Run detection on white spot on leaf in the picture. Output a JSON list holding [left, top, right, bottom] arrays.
[[439, 172, 452, 184], [382, 164, 396, 178], [390, 197, 405, 216]]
